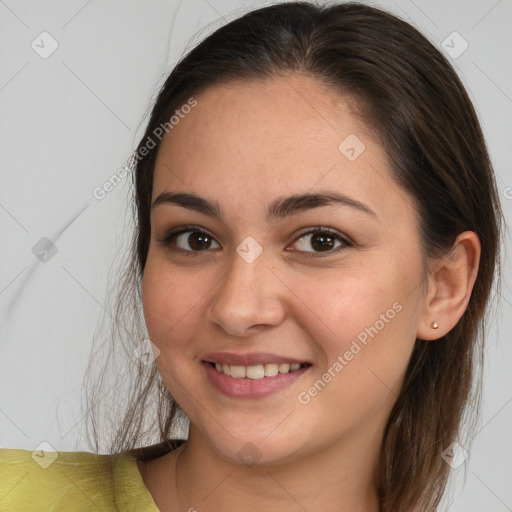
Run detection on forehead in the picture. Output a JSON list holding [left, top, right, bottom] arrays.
[[152, 74, 413, 223]]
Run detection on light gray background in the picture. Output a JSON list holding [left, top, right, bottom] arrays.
[[1, 0, 511, 510]]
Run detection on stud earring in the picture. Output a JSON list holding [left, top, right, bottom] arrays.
[[431, 321, 439, 329]]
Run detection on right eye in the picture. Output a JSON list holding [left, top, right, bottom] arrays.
[[157, 226, 221, 255]]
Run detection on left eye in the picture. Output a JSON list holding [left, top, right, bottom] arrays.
[[290, 229, 350, 254]]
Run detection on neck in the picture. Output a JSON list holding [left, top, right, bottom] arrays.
[[170, 424, 381, 512]]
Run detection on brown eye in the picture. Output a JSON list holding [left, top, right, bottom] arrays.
[[184, 232, 214, 251], [174, 231, 220, 251], [291, 228, 351, 255], [158, 228, 221, 254], [309, 232, 336, 251]]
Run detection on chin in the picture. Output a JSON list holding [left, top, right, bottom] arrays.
[[193, 416, 315, 468], [215, 436, 302, 467]]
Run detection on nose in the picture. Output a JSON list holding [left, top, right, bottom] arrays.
[[205, 248, 286, 338]]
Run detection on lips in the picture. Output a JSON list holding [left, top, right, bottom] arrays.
[[202, 352, 311, 398]]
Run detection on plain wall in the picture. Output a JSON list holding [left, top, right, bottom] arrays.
[[1, 1, 511, 510]]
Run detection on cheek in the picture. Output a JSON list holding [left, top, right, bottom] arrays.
[[283, 264, 402, 357], [287, 263, 419, 407], [141, 258, 206, 402], [141, 254, 201, 350]]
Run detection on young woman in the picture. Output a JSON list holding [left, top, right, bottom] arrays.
[[0, 2, 504, 511]]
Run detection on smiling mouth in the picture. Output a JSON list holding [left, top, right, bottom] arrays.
[[208, 361, 309, 380]]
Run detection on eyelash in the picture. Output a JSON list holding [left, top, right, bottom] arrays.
[[157, 225, 353, 258]]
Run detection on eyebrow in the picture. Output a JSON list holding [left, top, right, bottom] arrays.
[[151, 190, 377, 220]]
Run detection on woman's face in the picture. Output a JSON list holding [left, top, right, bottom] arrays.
[[142, 74, 427, 466]]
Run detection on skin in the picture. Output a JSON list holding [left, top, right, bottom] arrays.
[[138, 73, 480, 512]]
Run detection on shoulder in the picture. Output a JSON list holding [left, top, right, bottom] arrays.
[[0, 442, 182, 511], [0, 447, 115, 510]]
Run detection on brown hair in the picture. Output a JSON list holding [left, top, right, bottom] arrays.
[[83, 2, 504, 511]]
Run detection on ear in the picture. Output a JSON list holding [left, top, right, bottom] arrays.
[[417, 231, 481, 341]]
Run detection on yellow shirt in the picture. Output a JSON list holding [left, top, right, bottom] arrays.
[[0, 442, 174, 511]]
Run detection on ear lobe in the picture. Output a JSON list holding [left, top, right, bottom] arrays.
[[416, 231, 481, 341]]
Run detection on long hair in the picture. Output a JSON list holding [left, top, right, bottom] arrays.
[[83, 3, 504, 511]]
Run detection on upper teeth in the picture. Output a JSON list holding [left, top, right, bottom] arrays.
[[214, 362, 302, 379]]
